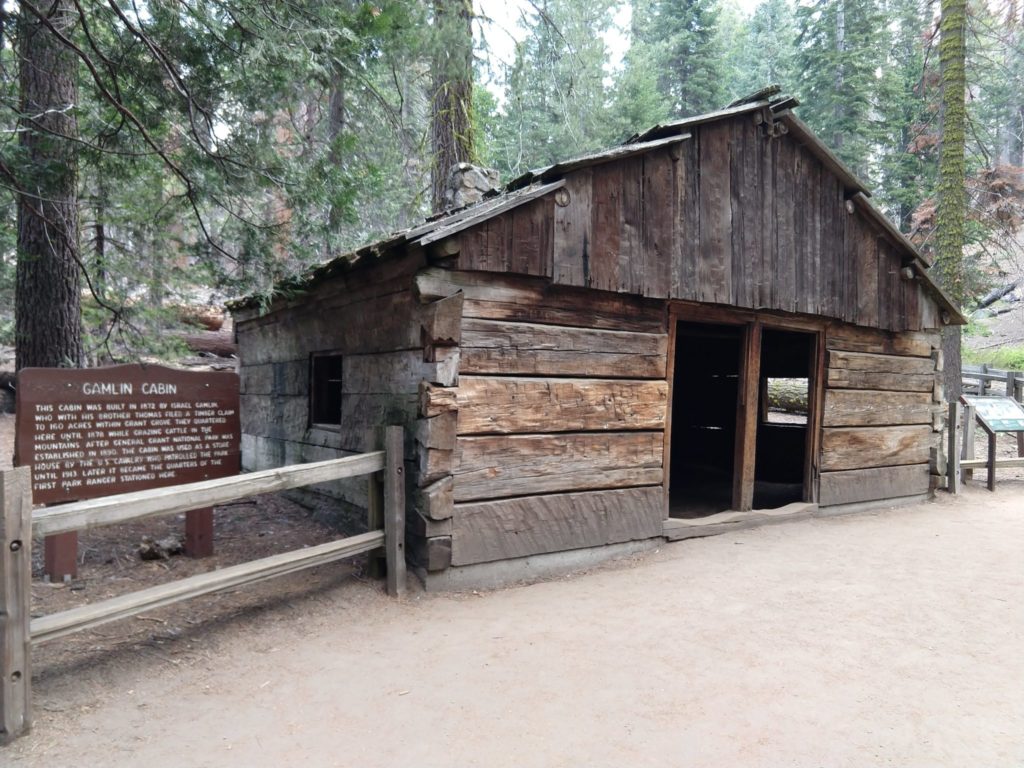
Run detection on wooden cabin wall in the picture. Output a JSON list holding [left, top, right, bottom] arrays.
[[818, 323, 945, 506], [453, 115, 942, 333], [411, 268, 669, 571], [233, 252, 460, 524]]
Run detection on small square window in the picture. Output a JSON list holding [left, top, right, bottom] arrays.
[[310, 354, 343, 426]]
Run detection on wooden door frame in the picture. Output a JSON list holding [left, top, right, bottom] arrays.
[[665, 302, 826, 514]]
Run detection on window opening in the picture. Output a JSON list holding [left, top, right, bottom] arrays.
[[310, 354, 343, 426]]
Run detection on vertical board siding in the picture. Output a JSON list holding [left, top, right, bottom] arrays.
[[552, 168, 592, 287], [589, 162, 623, 292], [457, 198, 553, 277], [640, 150, 673, 298], [674, 133, 700, 299], [539, 114, 941, 330], [697, 121, 733, 305]]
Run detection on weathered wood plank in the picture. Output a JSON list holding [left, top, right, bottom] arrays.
[[774, 136, 797, 312], [819, 464, 931, 506], [421, 293, 464, 349], [453, 431, 664, 501], [641, 149, 674, 298], [827, 324, 937, 357], [236, 250, 424, 325], [698, 122, 732, 304], [820, 425, 934, 471], [454, 377, 668, 434], [408, 533, 452, 573], [673, 132, 700, 299], [828, 349, 937, 375], [552, 168, 593, 287], [383, 425, 406, 597], [413, 268, 666, 333], [733, 323, 761, 511], [620, 155, 645, 295], [414, 476, 454, 520], [239, 360, 307, 397], [418, 444, 453, 486], [451, 486, 664, 566], [589, 162, 622, 291], [414, 412, 457, 449], [823, 390, 935, 427], [345, 349, 457, 393], [239, 289, 421, 365], [758, 118, 777, 309], [34, 452, 386, 537], [460, 319, 668, 378], [32, 530, 386, 644], [827, 370, 935, 393], [0, 468, 32, 743], [419, 381, 457, 418]]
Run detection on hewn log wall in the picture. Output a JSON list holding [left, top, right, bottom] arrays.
[[233, 252, 458, 523], [818, 323, 944, 506], [411, 268, 668, 570]]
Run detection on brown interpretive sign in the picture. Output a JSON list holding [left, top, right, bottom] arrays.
[[15, 364, 240, 504], [14, 365, 240, 577]]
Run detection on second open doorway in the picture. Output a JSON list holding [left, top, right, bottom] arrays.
[[668, 317, 818, 520]]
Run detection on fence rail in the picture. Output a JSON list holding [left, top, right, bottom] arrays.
[[0, 425, 405, 744], [962, 364, 1024, 401]]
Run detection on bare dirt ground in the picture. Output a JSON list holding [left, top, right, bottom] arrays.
[[4, 480, 1023, 767]]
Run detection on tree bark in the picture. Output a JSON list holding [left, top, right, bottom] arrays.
[[16, 0, 82, 370], [430, 0, 475, 213], [936, 0, 967, 401]]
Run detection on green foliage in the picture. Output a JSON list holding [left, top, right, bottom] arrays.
[[633, 0, 726, 118], [795, 0, 887, 182], [2, 0, 436, 361], [963, 345, 1024, 370], [488, 0, 619, 176]]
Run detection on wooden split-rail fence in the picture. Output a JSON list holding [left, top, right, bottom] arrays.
[[962, 364, 1024, 401], [0, 426, 406, 744]]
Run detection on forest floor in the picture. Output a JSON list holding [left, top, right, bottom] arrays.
[[2, 467, 1023, 765]]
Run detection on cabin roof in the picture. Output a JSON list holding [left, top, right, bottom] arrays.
[[229, 98, 965, 325]]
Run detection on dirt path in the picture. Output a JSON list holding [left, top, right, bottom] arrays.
[[6, 484, 1024, 767]]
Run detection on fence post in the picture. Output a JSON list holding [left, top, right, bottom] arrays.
[[366, 452, 385, 580], [946, 402, 961, 494], [1, 467, 33, 744], [962, 403, 976, 481], [979, 364, 989, 395], [383, 426, 406, 598]]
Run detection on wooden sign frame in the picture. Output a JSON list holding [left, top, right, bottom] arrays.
[[951, 395, 1024, 491]]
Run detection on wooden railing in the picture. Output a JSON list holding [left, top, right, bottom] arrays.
[[0, 426, 405, 744], [962, 364, 1024, 401]]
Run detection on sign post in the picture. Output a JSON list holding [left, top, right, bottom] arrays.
[[15, 364, 240, 579]]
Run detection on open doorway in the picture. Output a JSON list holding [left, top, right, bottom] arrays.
[[669, 322, 744, 518], [668, 319, 817, 519], [754, 329, 814, 508]]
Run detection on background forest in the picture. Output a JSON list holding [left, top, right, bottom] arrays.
[[3, 0, 1023, 364]]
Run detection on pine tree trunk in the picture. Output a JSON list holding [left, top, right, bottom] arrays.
[[936, 0, 967, 401], [16, 0, 82, 370], [430, 0, 475, 213]]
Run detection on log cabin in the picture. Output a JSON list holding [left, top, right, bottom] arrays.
[[228, 95, 966, 590]]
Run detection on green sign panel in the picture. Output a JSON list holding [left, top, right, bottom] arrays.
[[961, 395, 1024, 432]]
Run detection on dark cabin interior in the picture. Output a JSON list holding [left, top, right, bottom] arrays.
[[669, 322, 814, 518], [669, 322, 742, 517]]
